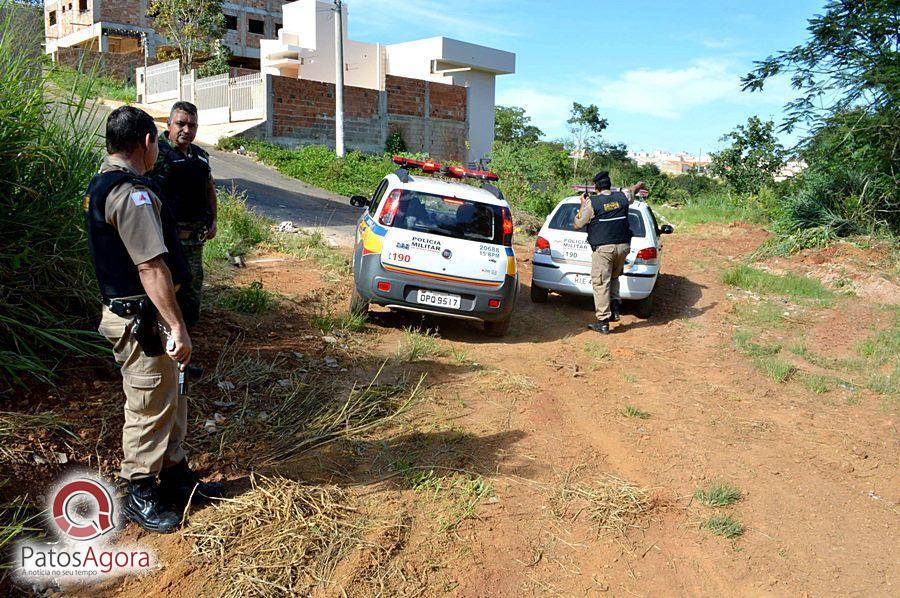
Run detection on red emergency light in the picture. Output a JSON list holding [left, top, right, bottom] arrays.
[[392, 155, 499, 182]]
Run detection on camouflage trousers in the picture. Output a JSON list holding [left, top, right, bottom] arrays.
[[177, 241, 204, 329]]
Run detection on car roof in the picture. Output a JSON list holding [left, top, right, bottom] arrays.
[[387, 173, 509, 207], [557, 195, 649, 210]]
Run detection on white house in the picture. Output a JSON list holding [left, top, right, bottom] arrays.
[[260, 0, 515, 162]]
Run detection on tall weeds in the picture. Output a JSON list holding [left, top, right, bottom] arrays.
[[0, 4, 105, 387]]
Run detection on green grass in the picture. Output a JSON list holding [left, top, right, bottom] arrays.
[[694, 481, 742, 507], [216, 281, 273, 314], [621, 405, 650, 419], [1, 12, 110, 385], [756, 356, 796, 382], [395, 327, 449, 362], [45, 61, 135, 102], [732, 301, 792, 328], [397, 464, 494, 532], [276, 230, 349, 274], [723, 265, 833, 304], [583, 340, 611, 361], [732, 330, 782, 358], [217, 138, 395, 198], [204, 187, 272, 262], [654, 193, 759, 228], [797, 372, 837, 394], [311, 311, 367, 334], [702, 513, 745, 539]]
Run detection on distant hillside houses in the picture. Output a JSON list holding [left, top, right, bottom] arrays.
[[628, 150, 712, 175]]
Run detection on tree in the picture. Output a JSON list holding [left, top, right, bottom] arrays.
[[742, 0, 899, 232], [566, 102, 608, 152], [494, 105, 543, 144], [742, 0, 899, 133], [148, 0, 225, 73], [710, 116, 786, 194]]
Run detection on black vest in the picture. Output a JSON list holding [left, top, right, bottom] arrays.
[[153, 138, 212, 224], [85, 170, 191, 301], [587, 191, 632, 248]]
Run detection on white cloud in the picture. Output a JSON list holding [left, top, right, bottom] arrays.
[[590, 58, 744, 119], [496, 58, 796, 142]]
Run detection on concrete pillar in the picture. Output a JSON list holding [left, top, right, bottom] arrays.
[[265, 74, 274, 139]]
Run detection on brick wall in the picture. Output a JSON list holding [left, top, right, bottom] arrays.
[[267, 74, 468, 162], [56, 46, 155, 84], [45, 0, 95, 40], [98, 0, 145, 27]]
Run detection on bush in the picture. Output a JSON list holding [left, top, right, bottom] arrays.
[[1, 11, 107, 385], [385, 130, 406, 155], [204, 186, 271, 261]]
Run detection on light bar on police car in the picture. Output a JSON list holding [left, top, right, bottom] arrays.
[[392, 156, 499, 182]]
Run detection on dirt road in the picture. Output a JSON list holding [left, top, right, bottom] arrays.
[[91, 217, 897, 598]]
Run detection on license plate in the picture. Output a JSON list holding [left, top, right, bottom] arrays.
[[417, 290, 461, 309], [572, 273, 592, 286]]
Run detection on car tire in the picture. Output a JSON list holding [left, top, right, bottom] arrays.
[[635, 291, 654, 319], [349, 287, 368, 316], [484, 317, 511, 337], [530, 282, 549, 303]]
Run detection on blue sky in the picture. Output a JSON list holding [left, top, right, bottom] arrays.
[[348, 0, 826, 155]]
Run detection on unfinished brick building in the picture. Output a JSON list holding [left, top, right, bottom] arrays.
[[44, 0, 288, 70]]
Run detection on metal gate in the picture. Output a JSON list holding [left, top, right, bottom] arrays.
[[229, 73, 265, 121], [144, 60, 180, 104]]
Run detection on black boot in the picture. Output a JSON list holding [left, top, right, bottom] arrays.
[[123, 478, 181, 534], [588, 320, 611, 334], [611, 300, 621, 322], [159, 459, 224, 508]]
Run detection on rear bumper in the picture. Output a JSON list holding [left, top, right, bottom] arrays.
[[531, 259, 657, 300], [355, 254, 518, 322]]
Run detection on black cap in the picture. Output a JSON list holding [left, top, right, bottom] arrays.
[[592, 171, 611, 188]]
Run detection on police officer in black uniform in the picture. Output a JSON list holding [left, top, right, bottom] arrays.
[[150, 101, 217, 330], [574, 172, 647, 333]]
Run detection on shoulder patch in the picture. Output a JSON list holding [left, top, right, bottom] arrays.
[[130, 190, 152, 206]]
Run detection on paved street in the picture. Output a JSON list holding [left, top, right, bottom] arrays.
[[207, 146, 361, 246]]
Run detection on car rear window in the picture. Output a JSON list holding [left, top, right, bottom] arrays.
[[391, 190, 504, 244], [548, 203, 646, 237]]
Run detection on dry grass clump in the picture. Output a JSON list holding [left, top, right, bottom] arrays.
[[0, 411, 78, 463], [556, 474, 655, 536], [185, 474, 366, 597]]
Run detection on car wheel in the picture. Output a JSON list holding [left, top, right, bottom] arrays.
[[530, 282, 549, 303], [484, 317, 511, 337], [349, 287, 368, 316], [635, 291, 654, 319]]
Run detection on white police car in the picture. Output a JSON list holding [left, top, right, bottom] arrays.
[[348, 157, 519, 336], [530, 192, 673, 317]]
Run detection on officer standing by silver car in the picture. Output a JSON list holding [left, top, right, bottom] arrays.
[[574, 171, 646, 333]]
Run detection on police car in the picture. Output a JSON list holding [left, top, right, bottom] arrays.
[[530, 190, 673, 317], [348, 157, 518, 336]]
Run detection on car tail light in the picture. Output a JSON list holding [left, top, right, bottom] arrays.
[[535, 236, 550, 255], [379, 189, 401, 226], [488, 298, 501, 308], [634, 247, 658, 264], [502, 207, 513, 246], [377, 281, 391, 292]]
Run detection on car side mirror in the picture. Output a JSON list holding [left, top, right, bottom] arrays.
[[349, 195, 369, 208], [659, 224, 674, 235]]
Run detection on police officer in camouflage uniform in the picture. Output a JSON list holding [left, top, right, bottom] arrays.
[[150, 101, 217, 329]]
